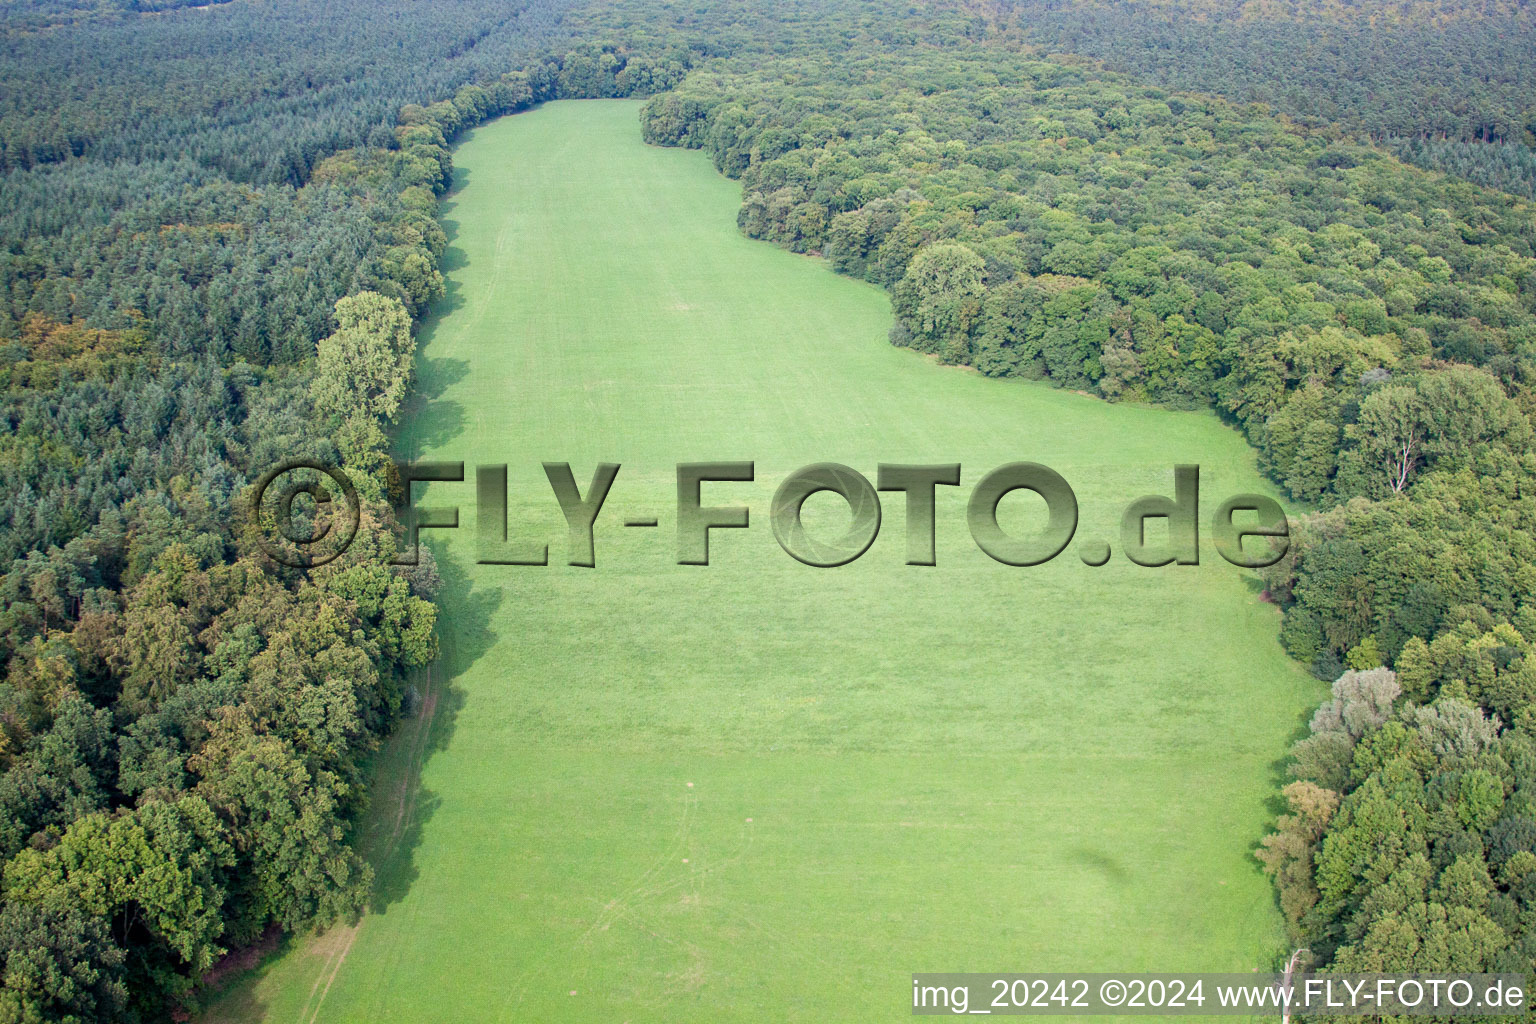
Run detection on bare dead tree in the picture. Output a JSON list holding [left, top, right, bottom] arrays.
[[1391, 435, 1420, 493], [1281, 948, 1310, 1024]]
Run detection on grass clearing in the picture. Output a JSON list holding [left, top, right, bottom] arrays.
[[200, 99, 1321, 1023]]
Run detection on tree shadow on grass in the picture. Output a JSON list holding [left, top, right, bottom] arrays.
[[414, 354, 470, 402], [1235, 569, 1316, 802], [1247, 650, 1327, 947], [1226, 567, 1326, 932], [394, 187, 476, 458], [396, 393, 467, 459], [428, 228, 468, 321], [439, 227, 470, 275], [433, 160, 473, 293], [362, 152, 500, 913], [190, 930, 295, 1022], [364, 541, 504, 914], [1265, 700, 1318, 795]]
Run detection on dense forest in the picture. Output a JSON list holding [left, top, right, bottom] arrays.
[[0, 0, 239, 34], [988, 0, 1536, 197], [4, 0, 1536, 1015], [1381, 135, 1536, 201]]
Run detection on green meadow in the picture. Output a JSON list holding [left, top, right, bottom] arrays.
[[203, 99, 1321, 1023]]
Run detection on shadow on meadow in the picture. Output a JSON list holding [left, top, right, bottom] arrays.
[[1247, 670, 1324, 948], [415, 353, 470, 400], [364, 159, 505, 909], [366, 542, 504, 912], [399, 382, 468, 455], [400, 338, 470, 450], [394, 178, 476, 456], [189, 930, 295, 1022]]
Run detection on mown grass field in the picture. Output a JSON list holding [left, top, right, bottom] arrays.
[[202, 99, 1321, 1023]]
